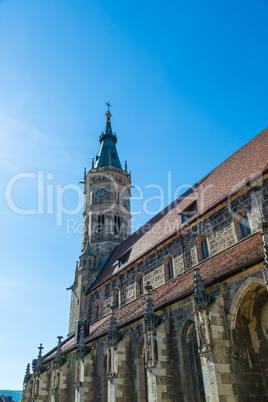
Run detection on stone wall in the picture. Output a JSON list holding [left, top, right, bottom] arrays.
[[23, 175, 268, 401], [23, 264, 268, 401], [86, 177, 268, 324]]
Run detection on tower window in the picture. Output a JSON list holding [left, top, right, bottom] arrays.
[[98, 214, 105, 232], [115, 192, 120, 204], [164, 257, 174, 282], [97, 214, 105, 240], [114, 214, 121, 236], [136, 274, 144, 297]]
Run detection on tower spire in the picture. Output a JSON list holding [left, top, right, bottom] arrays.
[[105, 99, 112, 122], [68, 101, 131, 335], [103, 99, 113, 135], [94, 100, 122, 169]]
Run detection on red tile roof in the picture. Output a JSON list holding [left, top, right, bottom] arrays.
[[42, 334, 75, 363], [90, 127, 268, 290], [43, 233, 264, 361]]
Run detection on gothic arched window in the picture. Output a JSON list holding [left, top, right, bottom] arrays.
[[136, 274, 144, 297], [197, 236, 209, 262], [234, 212, 251, 240], [164, 257, 174, 282], [97, 214, 105, 240], [114, 214, 121, 237], [186, 323, 206, 401], [93, 301, 100, 321], [138, 338, 148, 401], [85, 216, 89, 241], [103, 354, 108, 401], [113, 289, 119, 308]]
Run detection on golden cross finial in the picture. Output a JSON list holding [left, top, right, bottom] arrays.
[[105, 99, 112, 122]]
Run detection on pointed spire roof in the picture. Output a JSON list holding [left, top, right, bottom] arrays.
[[94, 101, 122, 169], [82, 240, 94, 256]]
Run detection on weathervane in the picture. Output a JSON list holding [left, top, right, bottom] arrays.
[[105, 99, 112, 109], [105, 99, 112, 122]]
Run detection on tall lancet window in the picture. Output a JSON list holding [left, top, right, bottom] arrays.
[[136, 274, 144, 297], [138, 338, 148, 401], [187, 323, 206, 401], [114, 214, 121, 239], [164, 257, 174, 281], [113, 289, 119, 308], [97, 214, 105, 240], [234, 212, 251, 240]]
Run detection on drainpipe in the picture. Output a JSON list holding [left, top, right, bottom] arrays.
[[179, 229, 186, 273]]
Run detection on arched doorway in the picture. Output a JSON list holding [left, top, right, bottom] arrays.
[[232, 283, 268, 399]]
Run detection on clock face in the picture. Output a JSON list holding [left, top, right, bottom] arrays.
[[96, 188, 106, 198]]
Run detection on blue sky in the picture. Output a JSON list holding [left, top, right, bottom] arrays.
[[0, 0, 267, 389]]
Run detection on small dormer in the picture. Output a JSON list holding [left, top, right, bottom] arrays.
[[180, 200, 197, 224]]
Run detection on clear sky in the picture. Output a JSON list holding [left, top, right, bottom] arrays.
[[0, 0, 267, 389]]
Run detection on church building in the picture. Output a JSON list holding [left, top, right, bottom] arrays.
[[22, 105, 268, 401]]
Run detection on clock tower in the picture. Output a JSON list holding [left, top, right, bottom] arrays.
[[68, 103, 132, 334], [82, 102, 131, 265]]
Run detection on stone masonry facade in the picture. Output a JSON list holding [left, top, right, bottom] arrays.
[[22, 121, 268, 401]]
